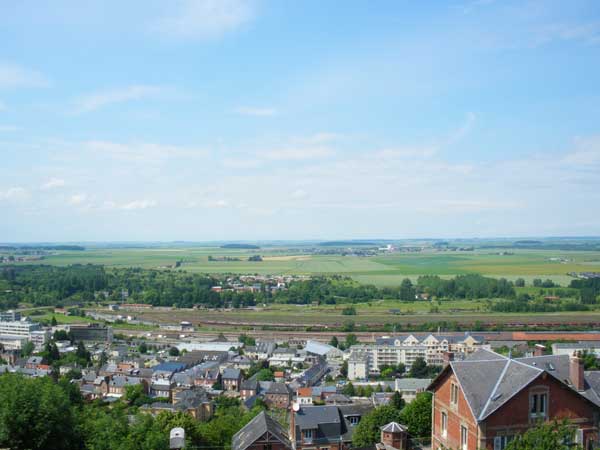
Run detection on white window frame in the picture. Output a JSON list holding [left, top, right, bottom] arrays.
[[530, 390, 549, 419], [460, 425, 468, 450], [493, 435, 514, 450], [441, 411, 448, 438]]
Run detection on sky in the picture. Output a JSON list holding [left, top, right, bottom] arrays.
[[1, 0, 600, 242]]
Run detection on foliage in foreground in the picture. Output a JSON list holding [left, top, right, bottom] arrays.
[[0, 373, 265, 450]]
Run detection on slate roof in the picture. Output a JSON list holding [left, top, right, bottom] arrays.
[[266, 382, 291, 395], [294, 404, 372, 444], [232, 411, 292, 450], [241, 379, 259, 391], [152, 362, 187, 373], [429, 349, 600, 423], [223, 368, 241, 379]]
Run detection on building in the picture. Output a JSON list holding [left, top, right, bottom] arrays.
[[304, 340, 344, 361], [376, 333, 489, 366], [0, 310, 21, 322], [222, 368, 243, 391], [429, 349, 600, 450], [0, 320, 40, 337], [241, 378, 260, 400], [552, 342, 600, 358], [376, 422, 409, 450], [292, 404, 372, 450], [232, 411, 292, 450], [68, 324, 113, 343], [245, 341, 277, 360], [348, 349, 369, 380], [394, 378, 431, 403], [265, 382, 292, 408]]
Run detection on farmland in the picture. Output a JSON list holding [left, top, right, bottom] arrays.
[[9, 245, 600, 287]]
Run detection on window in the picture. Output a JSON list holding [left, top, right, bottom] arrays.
[[493, 435, 514, 450], [530, 392, 548, 418], [304, 429, 313, 443], [348, 416, 360, 426], [460, 425, 468, 450], [451, 383, 459, 406], [441, 412, 448, 438]]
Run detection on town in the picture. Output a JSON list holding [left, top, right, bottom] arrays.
[[3, 305, 600, 449]]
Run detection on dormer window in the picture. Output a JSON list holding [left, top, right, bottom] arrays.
[[304, 429, 314, 443]]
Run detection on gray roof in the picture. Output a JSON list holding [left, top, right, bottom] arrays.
[[223, 368, 241, 379], [232, 411, 291, 450], [394, 378, 431, 390], [432, 349, 600, 423], [267, 382, 291, 395]]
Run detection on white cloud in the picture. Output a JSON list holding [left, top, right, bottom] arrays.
[[291, 189, 308, 199], [152, 0, 254, 40], [119, 199, 157, 210], [69, 193, 87, 205], [0, 187, 29, 202], [234, 106, 277, 117], [84, 140, 208, 164], [261, 147, 335, 161], [73, 85, 170, 113], [41, 178, 66, 190], [222, 158, 261, 169], [374, 147, 437, 160], [562, 136, 600, 166], [0, 63, 48, 89]]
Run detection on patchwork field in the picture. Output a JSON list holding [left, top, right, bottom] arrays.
[[12, 246, 600, 287]]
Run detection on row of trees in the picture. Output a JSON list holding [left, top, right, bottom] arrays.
[[0, 373, 266, 450]]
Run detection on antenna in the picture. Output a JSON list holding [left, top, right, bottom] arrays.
[[292, 402, 300, 412]]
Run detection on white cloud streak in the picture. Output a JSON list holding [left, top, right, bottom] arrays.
[[73, 85, 171, 113], [0, 63, 48, 89], [234, 106, 277, 117], [152, 0, 254, 40]]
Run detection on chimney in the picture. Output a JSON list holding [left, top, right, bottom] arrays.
[[570, 352, 585, 391], [443, 351, 454, 367], [534, 344, 546, 357]]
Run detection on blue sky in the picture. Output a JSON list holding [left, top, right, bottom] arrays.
[[1, 0, 600, 241]]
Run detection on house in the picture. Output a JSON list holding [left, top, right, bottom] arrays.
[[296, 387, 314, 405], [265, 382, 292, 408], [108, 375, 146, 398], [292, 404, 372, 450], [394, 378, 431, 403], [376, 422, 409, 450], [429, 349, 600, 450], [245, 341, 277, 360], [142, 388, 214, 421], [241, 378, 260, 400], [223, 368, 243, 391], [232, 411, 292, 450]]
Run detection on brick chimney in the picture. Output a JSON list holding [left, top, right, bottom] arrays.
[[443, 351, 455, 367], [533, 344, 546, 357], [570, 351, 585, 391]]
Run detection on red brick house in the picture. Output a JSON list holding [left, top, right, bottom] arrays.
[[429, 349, 600, 450]]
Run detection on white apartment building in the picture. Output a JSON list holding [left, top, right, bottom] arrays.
[[346, 333, 490, 380], [375, 333, 490, 366], [0, 320, 41, 338], [347, 344, 428, 381]]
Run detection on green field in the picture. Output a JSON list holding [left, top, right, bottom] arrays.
[[113, 300, 600, 331], [11, 246, 600, 287]]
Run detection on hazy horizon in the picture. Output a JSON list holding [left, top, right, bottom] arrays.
[[2, 1, 600, 241]]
